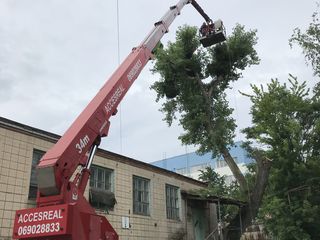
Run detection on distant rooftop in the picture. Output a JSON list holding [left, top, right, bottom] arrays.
[[150, 141, 252, 172]]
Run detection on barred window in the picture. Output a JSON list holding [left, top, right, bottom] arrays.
[[90, 165, 113, 191], [29, 149, 45, 199], [89, 165, 115, 210], [133, 176, 150, 216], [166, 184, 180, 220]]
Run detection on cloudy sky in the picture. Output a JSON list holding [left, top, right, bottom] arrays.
[[0, 0, 318, 162]]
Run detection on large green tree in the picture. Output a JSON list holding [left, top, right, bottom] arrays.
[[152, 24, 270, 238], [246, 5, 320, 238], [243, 76, 320, 239]]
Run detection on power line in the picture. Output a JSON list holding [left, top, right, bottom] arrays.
[[116, 0, 123, 154]]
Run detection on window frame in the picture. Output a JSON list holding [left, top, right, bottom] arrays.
[[132, 175, 150, 216], [89, 164, 114, 192], [166, 184, 180, 220], [28, 149, 45, 199], [89, 165, 115, 210]]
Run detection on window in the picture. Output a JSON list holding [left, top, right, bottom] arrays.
[[29, 149, 45, 199], [89, 165, 115, 210], [90, 165, 113, 192], [133, 176, 150, 216], [166, 184, 180, 220]]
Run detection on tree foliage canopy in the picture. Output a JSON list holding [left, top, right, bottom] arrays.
[[152, 24, 263, 237], [151, 6, 320, 239], [152, 24, 259, 155]]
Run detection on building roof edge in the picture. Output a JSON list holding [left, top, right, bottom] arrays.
[[0, 116, 207, 187]]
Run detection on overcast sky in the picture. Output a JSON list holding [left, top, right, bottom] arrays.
[[0, 0, 318, 163]]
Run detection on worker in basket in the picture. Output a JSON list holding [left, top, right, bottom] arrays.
[[200, 21, 214, 37]]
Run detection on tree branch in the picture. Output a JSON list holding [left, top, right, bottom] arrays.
[[208, 75, 224, 98], [221, 146, 248, 193]]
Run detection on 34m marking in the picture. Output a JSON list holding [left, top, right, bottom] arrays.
[[75, 135, 90, 154]]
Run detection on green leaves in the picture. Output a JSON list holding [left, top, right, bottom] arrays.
[[197, 167, 241, 222], [198, 167, 227, 195], [207, 24, 259, 92], [151, 10, 320, 237], [290, 4, 320, 77], [151, 24, 258, 153], [243, 76, 311, 150], [243, 76, 320, 239], [151, 23, 269, 233]]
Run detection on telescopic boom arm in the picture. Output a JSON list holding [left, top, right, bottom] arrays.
[[190, 0, 212, 23], [13, 1, 225, 239], [36, 0, 192, 199]]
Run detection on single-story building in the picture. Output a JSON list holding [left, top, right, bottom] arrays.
[[0, 117, 226, 239]]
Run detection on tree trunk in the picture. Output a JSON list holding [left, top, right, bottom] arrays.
[[221, 147, 248, 192], [197, 70, 272, 239], [221, 150, 272, 240]]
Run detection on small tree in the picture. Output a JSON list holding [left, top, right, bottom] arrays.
[[198, 167, 228, 196], [198, 167, 242, 223]]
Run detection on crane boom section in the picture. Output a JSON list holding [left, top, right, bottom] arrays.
[[13, 0, 225, 239], [190, 0, 212, 22], [37, 0, 190, 197]]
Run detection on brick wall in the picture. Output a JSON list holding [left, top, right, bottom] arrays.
[[0, 126, 54, 238]]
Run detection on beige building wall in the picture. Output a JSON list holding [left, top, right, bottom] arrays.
[[0, 118, 206, 240]]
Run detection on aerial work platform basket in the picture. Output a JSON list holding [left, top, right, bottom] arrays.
[[199, 19, 226, 47]]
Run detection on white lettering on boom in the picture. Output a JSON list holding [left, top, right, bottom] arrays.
[[127, 59, 142, 82], [17, 210, 63, 224], [104, 85, 125, 114]]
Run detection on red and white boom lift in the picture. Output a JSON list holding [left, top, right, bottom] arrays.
[[12, 0, 226, 239]]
